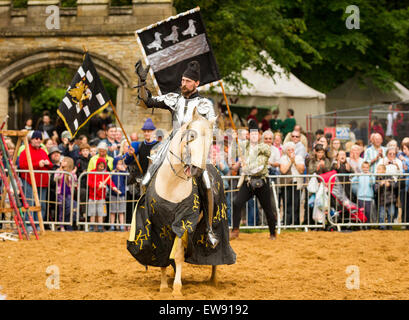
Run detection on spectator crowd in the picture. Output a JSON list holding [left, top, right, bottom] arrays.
[[1, 104, 409, 233]]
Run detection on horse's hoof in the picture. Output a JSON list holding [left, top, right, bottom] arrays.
[[172, 284, 183, 297], [210, 278, 218, 287], [160, 284, 169, 292]]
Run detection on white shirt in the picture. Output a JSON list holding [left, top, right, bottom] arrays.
[[279, 154, 305, 189], [347, 157, 364, 173], [377, 157, 403, 181], [268, 145, 281, 166]]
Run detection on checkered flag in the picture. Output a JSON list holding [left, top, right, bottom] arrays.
[[57, 52, 110, 137]]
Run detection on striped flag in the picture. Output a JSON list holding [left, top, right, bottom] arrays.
[[57, 52, 110, 137], [136, 7, 220, 95]]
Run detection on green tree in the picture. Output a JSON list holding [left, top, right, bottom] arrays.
[[287, 0, 409, 92], [175, 0, 409, 93], [174, 0, 321, 93]]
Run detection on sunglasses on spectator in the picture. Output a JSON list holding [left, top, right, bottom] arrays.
[[292, 135, 300, 138]]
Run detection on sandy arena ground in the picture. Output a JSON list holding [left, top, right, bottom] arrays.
[[1, 229, 409, 300]]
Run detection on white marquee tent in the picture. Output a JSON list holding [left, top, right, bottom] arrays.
[[200, 63, 326, 130]]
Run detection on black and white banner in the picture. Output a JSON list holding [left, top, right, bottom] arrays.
[[57, 52, 110, 138], [135, 7, 220, 95]]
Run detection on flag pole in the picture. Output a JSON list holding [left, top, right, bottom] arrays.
[[81, 46, 143, 174], [108, 100, 143, 174], [219, 80, 236, 131]]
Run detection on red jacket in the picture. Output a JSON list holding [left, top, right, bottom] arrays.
[[88, 157, 116, 200], [19, 144, 53, 187]]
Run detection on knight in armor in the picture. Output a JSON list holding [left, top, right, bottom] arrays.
[[133, 60, 219, 248]]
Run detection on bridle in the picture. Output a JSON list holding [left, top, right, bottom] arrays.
[[167, 125, 198, 181]]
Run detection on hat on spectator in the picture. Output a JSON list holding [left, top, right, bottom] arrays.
[[61, 130, 72, 140], [31, 130, 43, 140], [97, 141, 108, 150], [141, 118, 156, 131], [48, 146, 62, 155], [155, 129, 164, 139]]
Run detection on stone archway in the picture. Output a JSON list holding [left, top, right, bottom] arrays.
[[0, 47, 130, 129], [0, 0, 174, 134]]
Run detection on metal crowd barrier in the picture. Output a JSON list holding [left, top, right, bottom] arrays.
[[222, 174, 327, 233], [326, 173, 409, 231], [0, 169, 75, 231], [2, 169, 409, 234], [76, 171, 140, 232]]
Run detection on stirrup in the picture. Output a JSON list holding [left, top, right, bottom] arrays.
[[206, 228, 219, 249]]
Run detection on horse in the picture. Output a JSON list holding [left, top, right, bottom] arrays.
[[127, 108, 236, 296]]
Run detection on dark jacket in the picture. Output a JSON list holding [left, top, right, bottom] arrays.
[[76, 155, 91, 181], [374, 176, 396, 207]]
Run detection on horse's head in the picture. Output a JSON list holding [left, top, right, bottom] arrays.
[[179, 108, 216, 178]]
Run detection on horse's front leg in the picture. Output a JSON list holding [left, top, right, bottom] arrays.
[[172, 237, 184, 296], [160, 267, 168, 292]]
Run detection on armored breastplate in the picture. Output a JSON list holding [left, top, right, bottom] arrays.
[[156, 93, 215, 130]]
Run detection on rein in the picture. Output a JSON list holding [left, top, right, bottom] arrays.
[[167, 126, 196, 181]]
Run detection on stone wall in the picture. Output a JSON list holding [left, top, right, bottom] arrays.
[[0, 0, 176, 134]]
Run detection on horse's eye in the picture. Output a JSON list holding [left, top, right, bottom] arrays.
[[189, 131, 196, 141]]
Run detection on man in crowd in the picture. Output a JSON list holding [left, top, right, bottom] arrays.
[[283, 125, 308, 150], [280, 109, 296, 138], [269, 109, 282, 132], [19, 131, 53, 230], [288, 130, 307, 159], [102, 124, 119, 158], [364, 133, 386, 173], [260, 110, 272, 131], [89, 129, 106, 146], [126, 118, 158, 176]]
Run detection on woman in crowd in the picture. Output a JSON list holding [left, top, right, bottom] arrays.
[[307, 144, 331, 175], [272, 132, 283, 156], [262, 130, 281, 175], [279, 141, 305, 226], [348, 144, 364, 173], [329, 138, 342, 160], [317, 136, 331, 160]]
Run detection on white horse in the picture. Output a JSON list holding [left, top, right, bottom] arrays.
[[127, 108, 236, 296]]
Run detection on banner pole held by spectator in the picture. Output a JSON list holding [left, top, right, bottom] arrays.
[[108, 100, 143, 174]]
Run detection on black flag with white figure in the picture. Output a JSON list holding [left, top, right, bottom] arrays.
[[57, 52, 110, 138], [136, 7, 220, 95]]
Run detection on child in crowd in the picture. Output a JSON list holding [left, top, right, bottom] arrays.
[[76, 144, 91, 178], [54, 156, 77, 231], [108, 158, 127, 231], [332, 150, 353, 197], [351, 162, 376, 224], [90, 145, 98, 158], [87, 157, 119, 232], [374, 164, 396, 230]]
